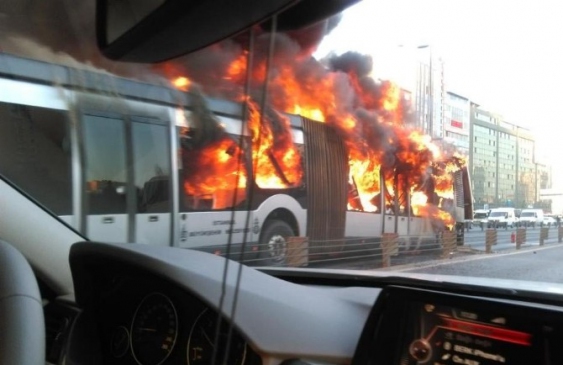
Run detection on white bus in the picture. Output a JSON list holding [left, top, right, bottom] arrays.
[[0, 54, 473, 265]]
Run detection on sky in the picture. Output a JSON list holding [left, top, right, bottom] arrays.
[[315, 0, 563, 187]]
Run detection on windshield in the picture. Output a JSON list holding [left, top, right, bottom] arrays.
[[521, 212, 536, 217], [1, 0, 561, 283]]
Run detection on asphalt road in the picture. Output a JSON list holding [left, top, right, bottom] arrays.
[[314, 225, 563, 271], [403, 243, 563, 283]]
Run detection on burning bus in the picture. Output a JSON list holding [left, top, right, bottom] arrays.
[[174, 88, 472, 264], [0, 51, 472, 266]]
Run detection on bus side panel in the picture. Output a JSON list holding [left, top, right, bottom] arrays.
[[87, 214, 128, 243], [383, 215, 396, 234], [344, 212, 383, 237], [396, 216, 413, 236], [409, 216, 435, 237], [180, 210, 255, 250], [135, 213, 170, 246]]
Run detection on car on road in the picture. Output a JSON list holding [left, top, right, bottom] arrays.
[[487, 208, 518, 228], [472, 209, 489, 228], [520, 209, 545, 227], [543, 216, 557, 226]]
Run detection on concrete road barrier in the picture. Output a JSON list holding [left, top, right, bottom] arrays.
[[516, 228, 526, 250], [381, 233, 398, 268], [442, 231, 456, 259], [286, 237, 309, 267], [486, 229, 497, 253], [540, 227, 549, 246]]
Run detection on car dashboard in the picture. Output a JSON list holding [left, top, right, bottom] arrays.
[[74, 268, 261, 365], [43, 242, 563, 365]]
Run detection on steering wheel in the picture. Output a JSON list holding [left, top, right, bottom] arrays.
[[0, 240, 45, 365]]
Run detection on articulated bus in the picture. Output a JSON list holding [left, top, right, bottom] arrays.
[[0, 54, 473, 265]]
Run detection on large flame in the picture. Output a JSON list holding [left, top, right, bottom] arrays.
[[165, 34, 466, 228], [246, 99, 303, 188]]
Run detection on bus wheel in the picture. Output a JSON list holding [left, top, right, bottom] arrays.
[[259, 220, 293, 266]]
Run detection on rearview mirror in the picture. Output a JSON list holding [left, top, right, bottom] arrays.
[[96, 0, 300, 63], [96, 0, 360, 63]]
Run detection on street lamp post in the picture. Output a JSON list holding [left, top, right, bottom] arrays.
[[417, 45, 433, 136]]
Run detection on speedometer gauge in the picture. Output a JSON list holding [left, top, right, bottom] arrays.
[[130, 292, 178, 365], [187, 308, 247, 365]]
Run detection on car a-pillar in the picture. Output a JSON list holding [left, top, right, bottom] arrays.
[[257, 208, 298, 266]]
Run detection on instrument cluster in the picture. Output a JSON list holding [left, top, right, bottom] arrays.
[[94, 272, 260, 365]]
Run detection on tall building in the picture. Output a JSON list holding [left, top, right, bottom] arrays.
[[443, 91, 470, 155], [414, 51, 445, 138], [517, 133, 537, 208], [469, 104, 541, 209], [537, 161, 552, 190]]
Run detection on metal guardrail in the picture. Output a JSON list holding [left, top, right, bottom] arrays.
[[231, 224, 563, 269]]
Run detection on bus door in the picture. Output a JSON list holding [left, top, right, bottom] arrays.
[[131, 118, 171, 246], [82, 114, 129, 243], [82, 114, 172, 245], [382, 210, 397, 234]]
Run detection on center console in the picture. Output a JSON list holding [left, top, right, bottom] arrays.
[[352, 286, 563, 364]]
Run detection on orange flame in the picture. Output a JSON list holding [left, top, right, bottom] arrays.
[[247, 100, 303, 188], [181, 136, 247, 210], [173, 76, 192, 91], [224, 52, 248, 82]]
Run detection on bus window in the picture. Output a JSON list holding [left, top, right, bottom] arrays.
[[82, 115, 127, 215], [0, 102, 72, 218], [132, 121, 171, 213]]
